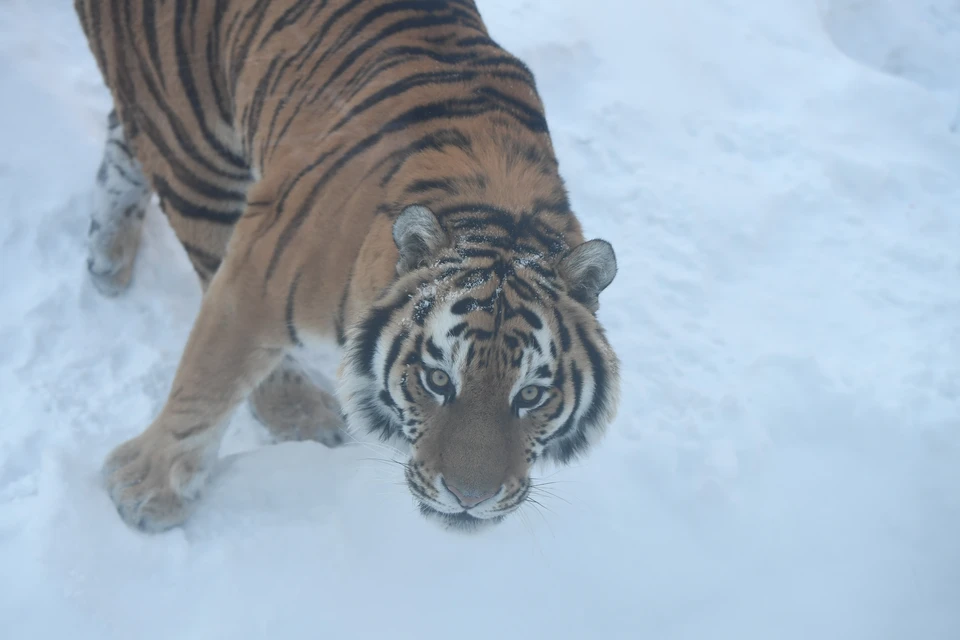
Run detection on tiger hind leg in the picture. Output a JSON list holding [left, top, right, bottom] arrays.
[[249, 356, 347, 448], [86, 109, 151, 297]]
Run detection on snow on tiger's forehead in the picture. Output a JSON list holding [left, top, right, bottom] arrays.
[[415, 276, 557, 384]]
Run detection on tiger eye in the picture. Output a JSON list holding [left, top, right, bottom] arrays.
[[520, 386, 540, 401], [430, 370, 449, 388]]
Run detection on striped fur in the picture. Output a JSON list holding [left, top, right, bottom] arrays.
[[76, 0, 620, 533]]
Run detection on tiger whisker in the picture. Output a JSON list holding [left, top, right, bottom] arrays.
[[521, 500, 555, 539], [528, 486, 573, 507]]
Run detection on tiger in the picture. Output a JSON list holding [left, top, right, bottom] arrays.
[[75, 0, 620, 533]]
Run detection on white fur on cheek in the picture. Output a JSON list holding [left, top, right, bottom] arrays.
[[510, 322, 556, 415], [422, 302, 467, 388]]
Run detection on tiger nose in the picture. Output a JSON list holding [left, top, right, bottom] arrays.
[[443, 479, 499, 508]]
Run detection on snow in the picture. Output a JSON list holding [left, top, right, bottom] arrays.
[[1, 0, 959, 637]]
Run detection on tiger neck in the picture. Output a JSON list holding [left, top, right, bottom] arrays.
[[385, 130, 584, 255]]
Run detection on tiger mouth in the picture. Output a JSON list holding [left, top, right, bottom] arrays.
[[417, 502, 505, 532]]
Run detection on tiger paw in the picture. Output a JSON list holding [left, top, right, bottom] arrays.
[[101, 429, 209, 532], [87, 250, 136, 297], [86, 216, 143, 297], [249, 361, 347, 448]]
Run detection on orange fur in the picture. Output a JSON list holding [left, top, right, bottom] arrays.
[[76, 0, 619, 533]]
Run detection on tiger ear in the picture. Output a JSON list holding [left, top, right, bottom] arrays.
[[392, 205, 448, 274], [557, 239, 617, 312]]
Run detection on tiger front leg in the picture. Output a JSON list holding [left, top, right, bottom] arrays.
[[250, 356, 347, 447], [102, 262, 284, 532]]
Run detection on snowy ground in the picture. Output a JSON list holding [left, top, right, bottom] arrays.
[[1, 0, 959, 638]]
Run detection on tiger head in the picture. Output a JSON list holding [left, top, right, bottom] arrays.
[[339, 205, 620, 532]]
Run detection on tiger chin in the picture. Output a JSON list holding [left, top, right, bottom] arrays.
[[75, 0, 620, 534]]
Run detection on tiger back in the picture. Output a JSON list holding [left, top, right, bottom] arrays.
[[75, 0, 620, 533]]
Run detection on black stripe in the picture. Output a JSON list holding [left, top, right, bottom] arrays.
[[342, 45, 482, 101], [245, 56, 283, 165], [383, 91, 546, 135], [335, 270, 353, 347], [355, 396, 399, 441], [405, 335, 424, 365], [441, 203, 515, 224], [399, 372, 416, 403], [328, 70, 480, 135], [375, 129, 473, 187], [273, 146, 343, 216], [464, 327, 492, 341], [575, 324, 609, 430], [106, 142, 143, 186], [553, 360, 566, 389], [227, 0, 272, 97], [408, 478, 435, 503], [207, 0, 233, 125], [506, 276, 538, 302], [354, 293, 411, 377], [95, 161, 108, 185], [182, 242, 222, 274], [527, 220, 568, 258], [379, 390, 399, 412], [305, 8, 476, 105], [425, 338, 444, 362], [125, 112, 243, 203], [520, 259, 557, 280], [154, 176, 242, 224], [448, 322, 468, 338], [174, 0, 247, 170], [461, 234, 511, 249], [383, 329, 410, 383], [189, 0, 201, 29], [266, 0, 367, 97], [542, 361, 582, 446], [453, 267, 493, 289], [257, 0, 314, 51], [470, 55, 536, 82], [222, 3, 244, 40], [172, 421, 211, 441], [553, 308, 571, 351], [451, 295, 495, 315], [465, 343, 476, 367], [302, 0, 370, 69], [404, 177, 460, 195], [475, 86, 548, 133], [286, 271, 303, 347], [423, 33, 455, 45], [515, 307, 543, 330], [533, 195, 571, 216], [122, 6, 248, 183], [142, 1, 165, 89], [534, 279, 560, 302], [456, 248, 500, 260], [457, 35, 495, 47], [133, 110, 248, 202]]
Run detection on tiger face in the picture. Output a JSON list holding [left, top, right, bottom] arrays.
[[339, 206, 620, 531]]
